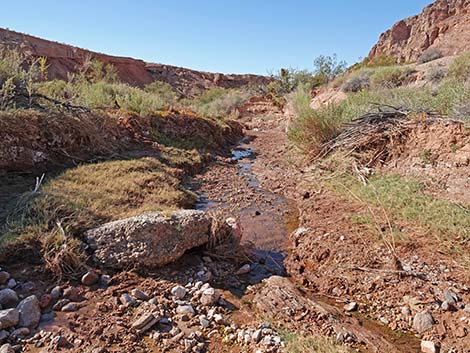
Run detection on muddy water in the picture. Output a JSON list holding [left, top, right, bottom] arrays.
[[197, 139, 421, 353], [196, 141, 299, 285]]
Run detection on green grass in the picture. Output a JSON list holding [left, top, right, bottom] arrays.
[[281, 332, 351, 353], [325, 171, 470, 263]]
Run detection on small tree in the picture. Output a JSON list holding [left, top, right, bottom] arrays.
[[313, 54, 347, 84]]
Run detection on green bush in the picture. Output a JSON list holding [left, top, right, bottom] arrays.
[[0, 49, 45, 109], [144, 81, 179, 105], [188, 87, 252, 118], [370, 66, 412, 88], [288, 84, 341, 154]]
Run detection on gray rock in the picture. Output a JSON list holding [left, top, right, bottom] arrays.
[[132, 313, 158, 334], [200, 287, 220, 306], [100, 275, 111, 287], [235, 264, 251, 275], [421, 340, 439, 353], [81, 271, 99, 286], [52, 299, 70, 311], [0, 289, 18, 309], [119, 293, 136, 307], [443, 290, 458, 305], [176, 304, 195, 316], [86, 210, 211, 269], [40, 312, 56, 322], [10, 327, 30, 339], [51, 335, 69, 348], [0, 273, 9, 286], [17, 296, 41, 329], [6, 279, 16, 289], [464, 304, 470, 313], [413, 311, 434, 334], [61, 303, 78, 312], [131, 289, 150, 301], [50, 286, 62, 300], [0, 309, 19, 330], [0, 344, 14, 353], [441, 300, 455, 311], [171, 286, 187, 300], [199, 315, 210, 328]]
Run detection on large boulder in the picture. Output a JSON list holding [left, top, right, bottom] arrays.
[[86, 210, 211, 269], [17, 296, 41, 329]]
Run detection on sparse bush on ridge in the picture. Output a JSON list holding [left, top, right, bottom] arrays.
[[341, 68, 374, 92], [369, 66, 413, 88], [418, 48, 443, 64]]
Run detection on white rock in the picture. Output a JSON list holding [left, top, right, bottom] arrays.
[[421, 340, 438, 353], [200, 287, 220, 306], [343, 301, 358, 312], [171, 286, 187, 300], [213, 314, 225, 324]]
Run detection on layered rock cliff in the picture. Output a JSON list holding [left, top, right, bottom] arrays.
[[0, 28, 271, 96], [368, 0, 470, 63]]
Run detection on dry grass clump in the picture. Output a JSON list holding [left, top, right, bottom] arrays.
[[281, 332, 351, 353], [4, 157, 196, 247], [204, 211, 254, 264]]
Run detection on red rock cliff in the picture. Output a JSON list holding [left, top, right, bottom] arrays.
[[368, 0, 470, 63], [0, 28, 271, 96]]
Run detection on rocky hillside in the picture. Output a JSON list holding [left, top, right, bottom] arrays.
[[368, 0, 470, 63], [0, 28, 271, 96]]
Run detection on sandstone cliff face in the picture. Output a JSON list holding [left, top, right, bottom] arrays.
[[0, 28, 271, 96], [368, 0, 470, 63]]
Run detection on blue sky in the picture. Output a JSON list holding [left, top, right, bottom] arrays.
[[1, 0, 432, 74]]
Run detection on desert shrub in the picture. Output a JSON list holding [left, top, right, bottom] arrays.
[[144, 81, 179, 104], [188, 87, 252, 118], [426, 65, 447, 83], [341, 68, 374, 92], [363, 54, 397, 68], [288, 84, 341, 154], [313, 54, 347, 84], [370, 66, 412, 88], [35, 79, 76, 101], [0, 49, 46, 109], [418, 48, 443, 64], [74, 56, 118, 84], [448, 52, 470, 81]]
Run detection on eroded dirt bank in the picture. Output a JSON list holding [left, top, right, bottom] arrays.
[[2, 99, 470, 353]]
